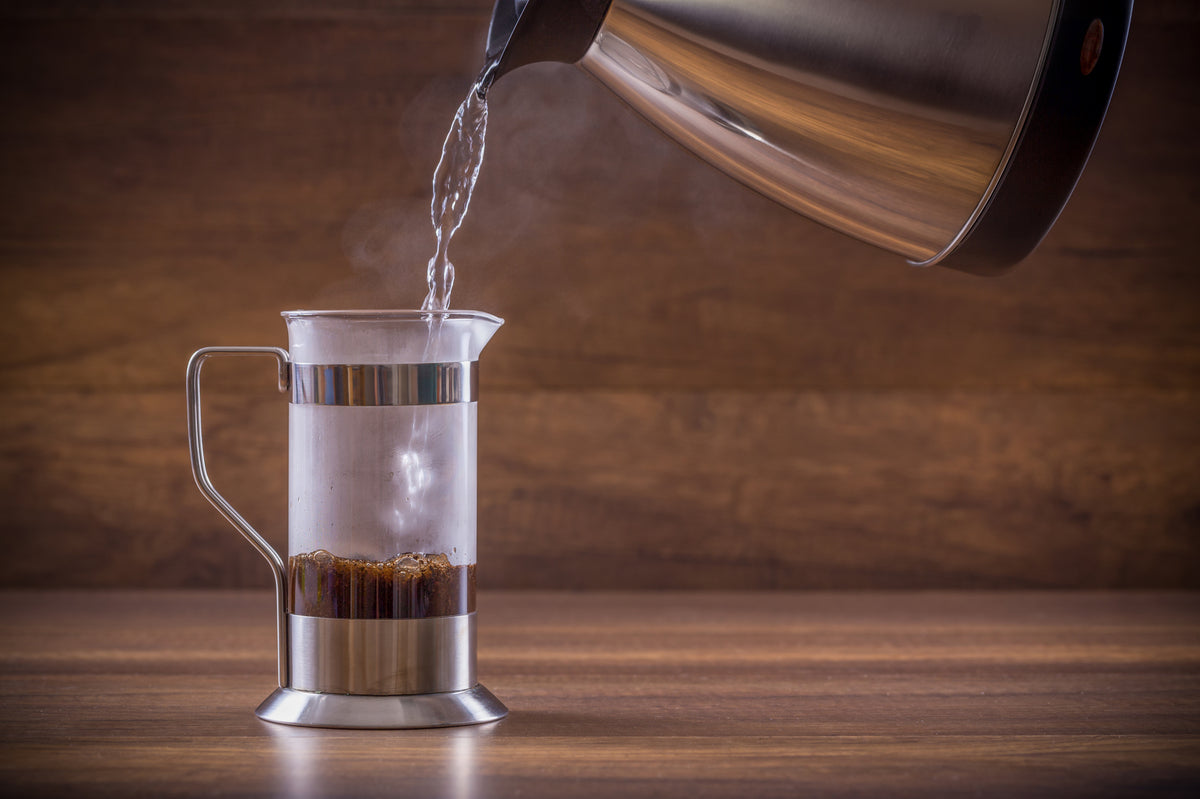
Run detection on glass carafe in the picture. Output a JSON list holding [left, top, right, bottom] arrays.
[[186, 310, 507, 728]]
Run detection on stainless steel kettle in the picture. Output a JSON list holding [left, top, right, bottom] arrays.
[[482, 0, 1132, 274]]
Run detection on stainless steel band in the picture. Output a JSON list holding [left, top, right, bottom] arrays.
[[290, 361, 478, 406], [288, 613, 475, 695]]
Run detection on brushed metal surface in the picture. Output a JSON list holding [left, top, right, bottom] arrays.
[[255, 684, 508, 729], [580, 0, 1059, 263], [288, 613, 475, 695]]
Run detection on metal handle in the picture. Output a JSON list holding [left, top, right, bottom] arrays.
[[186, 346, 291, 688]]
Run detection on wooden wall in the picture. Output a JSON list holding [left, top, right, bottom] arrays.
[[1, 1, 1197, 589]]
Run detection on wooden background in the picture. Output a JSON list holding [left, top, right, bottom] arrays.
[[0, 0, 1197, 590]]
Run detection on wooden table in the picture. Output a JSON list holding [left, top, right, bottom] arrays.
[[1, 591, 1197, 797]]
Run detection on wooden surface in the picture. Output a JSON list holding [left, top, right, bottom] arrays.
[[1, 2, 1199, 589], [4, 391, 1197, 590], [0, 590, 1197, 797]]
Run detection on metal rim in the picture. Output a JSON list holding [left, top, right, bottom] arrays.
[[907, 0, 1063, 268], [924, 0, 1133, 274], [255, 683, 509, 729]]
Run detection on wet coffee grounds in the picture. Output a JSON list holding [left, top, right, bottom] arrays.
[[288, 550, 475, 619]]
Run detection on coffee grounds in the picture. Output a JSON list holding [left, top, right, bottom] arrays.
[[289, 550, 475, 619]]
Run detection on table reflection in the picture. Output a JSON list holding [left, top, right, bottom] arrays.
[[264, 719, 492, 798]]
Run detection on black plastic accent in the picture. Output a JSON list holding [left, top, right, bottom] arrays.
[[483, 0, 613, 91], [938, 0, 1133, 275]]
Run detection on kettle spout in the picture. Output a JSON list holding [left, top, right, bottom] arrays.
[[481, 0, 612, 93]]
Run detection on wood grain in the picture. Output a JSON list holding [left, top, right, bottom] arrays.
[[0, 3, 1196, 394], [1, 390, 1197, 589], [1, 3, 1198, 589], [0, 590, 1197, 797]]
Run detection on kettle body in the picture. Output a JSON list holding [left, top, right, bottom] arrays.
[[485, 0, 1133, 274]]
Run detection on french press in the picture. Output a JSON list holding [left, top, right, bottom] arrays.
[[186, 310, 507, 728]]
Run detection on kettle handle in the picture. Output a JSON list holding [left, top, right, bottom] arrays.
[[186, 346, 291, 688]]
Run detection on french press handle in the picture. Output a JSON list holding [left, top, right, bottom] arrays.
[[186, 346, 291, 688]]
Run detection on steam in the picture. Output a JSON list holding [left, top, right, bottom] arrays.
[[325, 63, 767, 312]]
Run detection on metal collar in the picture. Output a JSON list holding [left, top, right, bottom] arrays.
[[290, 362, 478, 406]]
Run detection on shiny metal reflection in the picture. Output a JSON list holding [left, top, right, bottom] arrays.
[[580, 0, 1059, 264], [290, 362, 478, 406], [256, 684, 508, 729], [289, 613, 475, 695]]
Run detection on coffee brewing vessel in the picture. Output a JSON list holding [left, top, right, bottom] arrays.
[[187, 311, 507, 728], [484, 0, 1132, 273]]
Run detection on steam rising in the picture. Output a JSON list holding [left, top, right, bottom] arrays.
[[329, 64, 767, 312]]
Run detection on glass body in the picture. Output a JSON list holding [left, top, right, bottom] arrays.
[[282, 310, 502, 620]]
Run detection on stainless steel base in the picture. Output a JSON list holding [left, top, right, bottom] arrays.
[[289, 613, 475, 695], [255, 684, 508, 729]]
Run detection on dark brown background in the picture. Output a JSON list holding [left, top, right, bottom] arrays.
[[1, 0, 1197, 590]]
